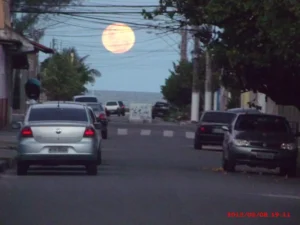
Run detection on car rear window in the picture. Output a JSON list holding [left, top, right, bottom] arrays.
[[201, 112, 235, 123], [28, 108, 88, 122], [106, 102, 117, 106], [235, 115, 290, 133], [155, 102, 169, 107], [118, 101, 124, 106], [87, 104, 104, 112], [74, 97, 98, 102]]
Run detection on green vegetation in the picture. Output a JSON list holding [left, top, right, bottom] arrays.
[[143, 0, 300, 109], [40, 48, 101, 100], [12, 0, 79, 41], [161, 57, 220, 119]]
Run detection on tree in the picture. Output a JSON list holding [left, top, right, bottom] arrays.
[[12, 0, 79, 40], [161, 60, 195, 109], [40, 48, 101, 100], [161, 57, 219, 109], [204, 0, 300, 108], [144, 0, 300, 109]]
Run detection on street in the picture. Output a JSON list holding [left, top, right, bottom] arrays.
[[0, 117, 299, 225]]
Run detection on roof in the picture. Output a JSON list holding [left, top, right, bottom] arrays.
[[236, 113, 285, 118], [29, 41, 54, 54], [203, 110, 234, 114], [32, 102, 86, 109], [73, 95, 98, 98]]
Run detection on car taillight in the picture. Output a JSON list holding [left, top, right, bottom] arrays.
[[199, 126, 205, 132], [99, 113, 106, 119], [84, 127, 95, 137], [21, 127, 33, 137]]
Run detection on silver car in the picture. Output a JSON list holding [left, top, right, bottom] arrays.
[[16, 102, 102, 176]]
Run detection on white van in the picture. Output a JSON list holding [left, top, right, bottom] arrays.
[[73, 95, 99, 103]]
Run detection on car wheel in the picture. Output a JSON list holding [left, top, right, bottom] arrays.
[[101, 130, 108, 139], [86, 163, 98, 175], [222, 154, 235, 172], [280, 164, 297, 177], [193, 139, 202, 150], [17, 162, 29, 175], [122, 112, 125, 116]]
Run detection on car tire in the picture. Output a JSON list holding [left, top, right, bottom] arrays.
[[122, 112, 125, 116], [193, 139, 202, 150], [17, 162, 29, 176], [280, 164, 297, 177], [222, 154, 235, 172], [86, 163, 98, 175], [101, 130, 108, 139]]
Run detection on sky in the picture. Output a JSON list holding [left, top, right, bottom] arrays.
[[38, 0, 194, 93]]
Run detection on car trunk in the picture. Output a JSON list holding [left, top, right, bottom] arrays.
[[198, 123, 228, 134], [28, 121, 88, 143]]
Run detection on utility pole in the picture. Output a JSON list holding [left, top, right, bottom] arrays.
[[190, 32, 201, 122], [204, 50, 212, 110], [180, 25, 188, 61], [51, 38, 56, 51]]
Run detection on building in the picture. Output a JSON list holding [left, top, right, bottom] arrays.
[[0, 0, 53, 128]]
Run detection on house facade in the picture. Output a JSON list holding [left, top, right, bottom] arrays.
[[0, 0, 53, 128]]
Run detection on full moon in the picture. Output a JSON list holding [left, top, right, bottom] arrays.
[[102, 23, 135, 54]]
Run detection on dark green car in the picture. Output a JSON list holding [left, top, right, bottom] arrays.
[[222, 113, 299, 177]]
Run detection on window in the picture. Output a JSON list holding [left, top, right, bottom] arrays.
[[87, 103, 104, 112], [201, 112, 235, 124], [118, 101, 124, 106], [155, 102, 169, 107], [28, 108, 88, 122], [74, 97, 98, 102], [234, 115, 290, 133], [88, 108, 96, 123], [106, 102, 118, 106]]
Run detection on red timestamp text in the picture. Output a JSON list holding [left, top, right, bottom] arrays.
[[227, 212, 291, 218]]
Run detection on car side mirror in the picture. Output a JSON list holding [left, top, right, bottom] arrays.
[[222, 126, 229, 132], [94, 122, 101, 130]]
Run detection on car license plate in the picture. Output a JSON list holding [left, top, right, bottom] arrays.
[[256, 153, 274, 159], [213, 128, 224, 133], [49, 147, 68, 153]]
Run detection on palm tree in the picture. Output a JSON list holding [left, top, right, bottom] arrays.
[[63, 48, 101, 93]]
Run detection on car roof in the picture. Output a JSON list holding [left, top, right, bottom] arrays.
[[227, 108, 262, 113], [32, 102, 86, 109], [235, 112, 285, 119], [73, 95, 97, 98], [203, 110, 234, 114]]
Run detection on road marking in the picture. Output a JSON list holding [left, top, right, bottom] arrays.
[[185, 131, 195, 139], [163, 130, 174, 137], [117, 128, 128, 135], [250, 193, 300, 200], [140, 129, 151, 136]]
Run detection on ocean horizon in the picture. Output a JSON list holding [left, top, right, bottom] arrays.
[[87, 89, 165, 106]]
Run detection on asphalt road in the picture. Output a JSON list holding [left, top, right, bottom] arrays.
[[0, 123, 300, 225]]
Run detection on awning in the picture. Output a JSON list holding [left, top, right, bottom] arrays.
[[29, 41, 54, 54]]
